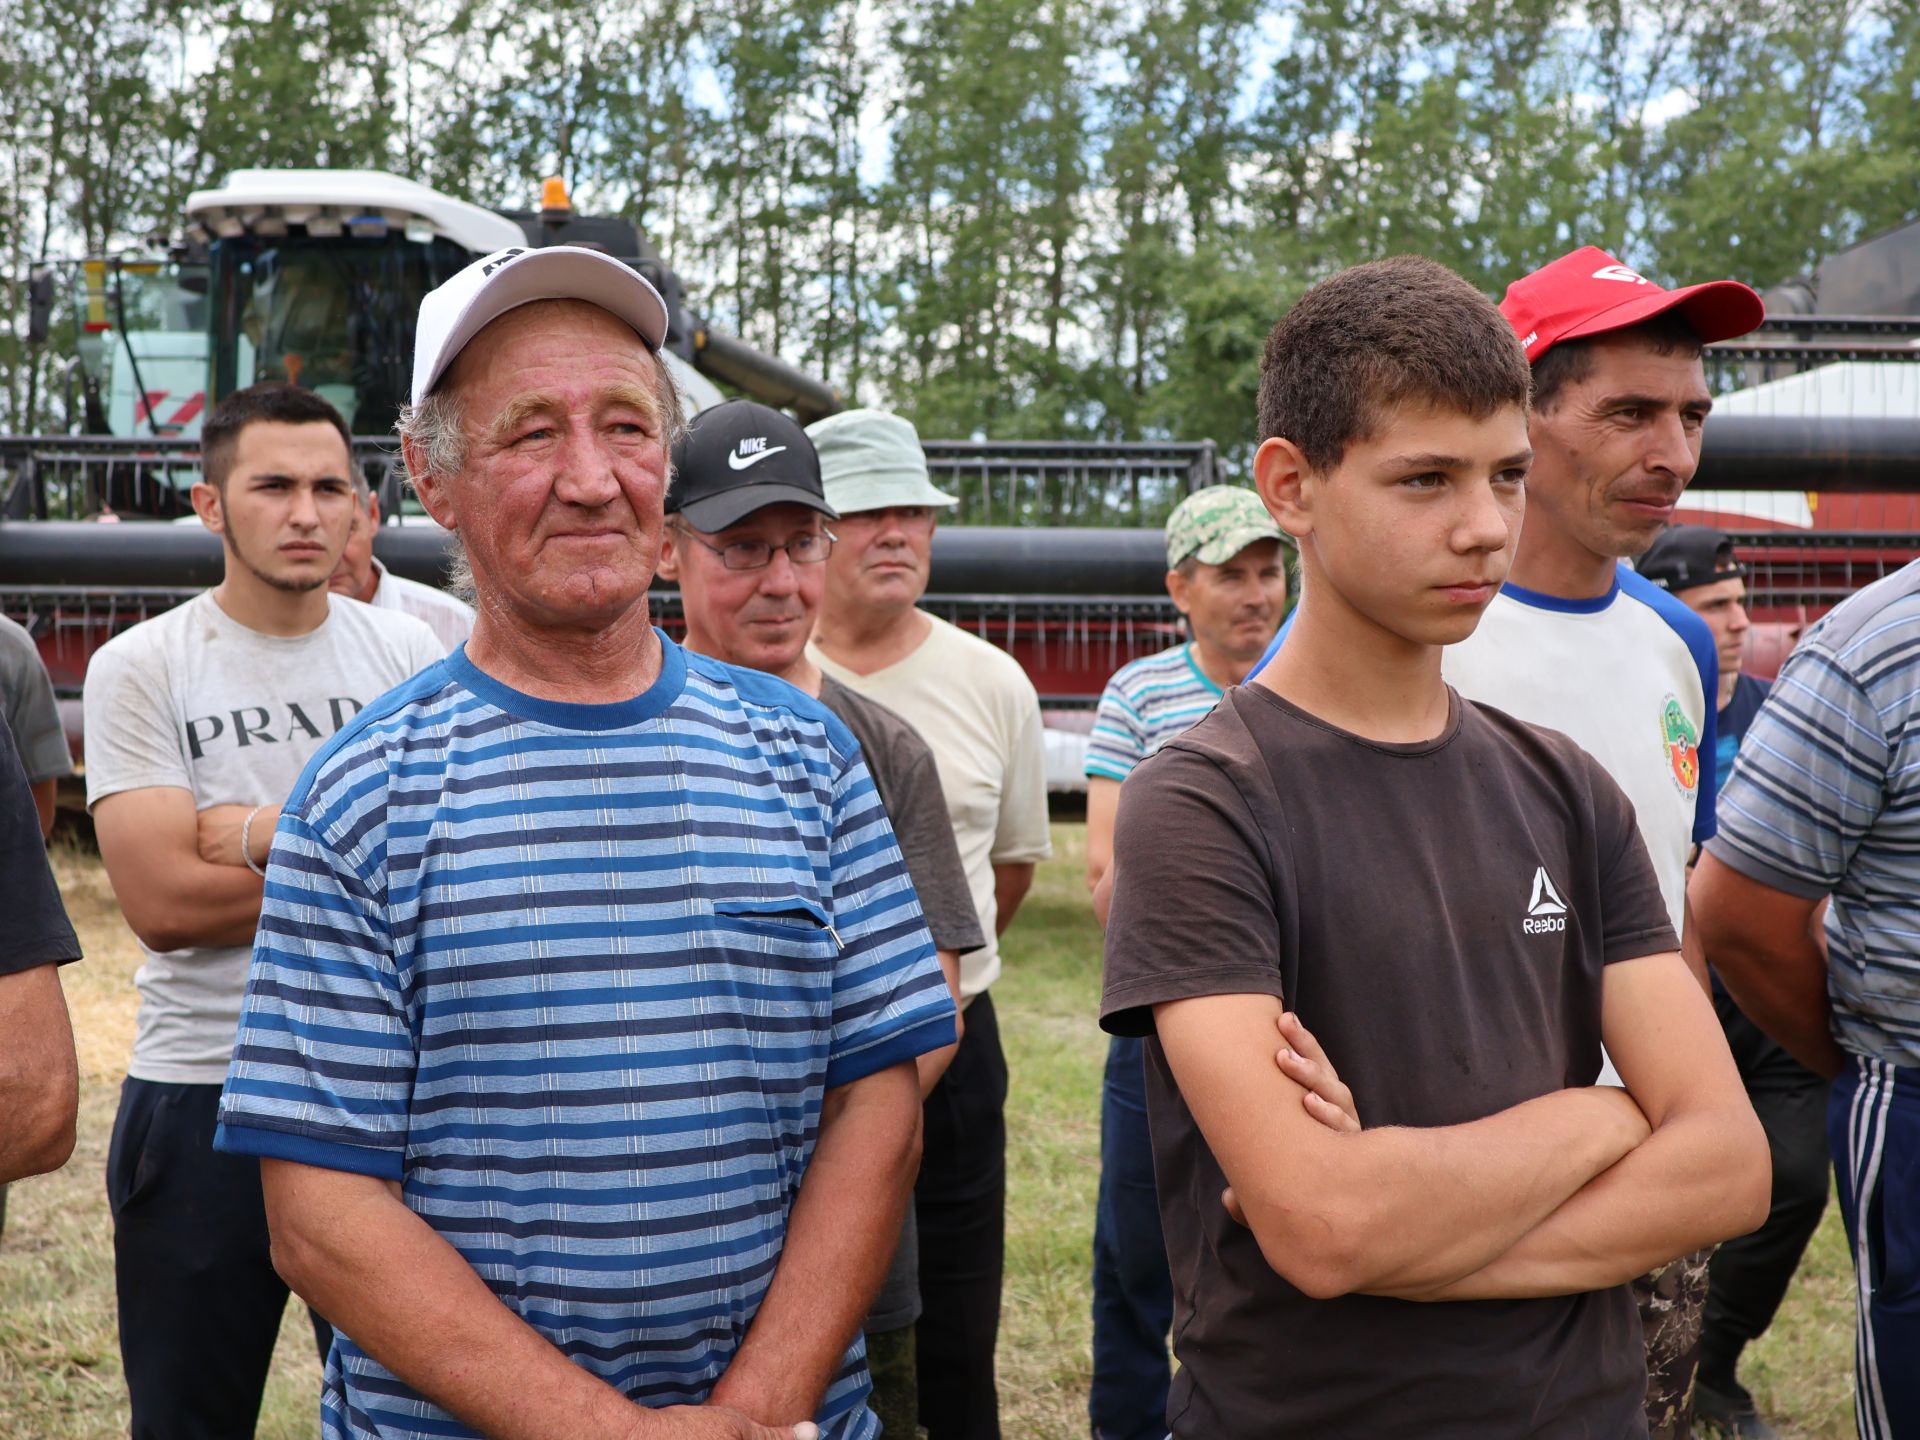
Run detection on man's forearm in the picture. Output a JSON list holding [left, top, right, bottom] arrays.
[[31, 777, 56, 839], [1403, 1100, 1770, 1301], [1717, 942, 1845, 1078], [94, 792, 268, 951], [992, 863, 1034, 935], [0, 965, 77, 1184], [147, 862, 264, 950], [1691, 856, 1846, 1077], [914, 953, 964, 1099], [261, 1161, 656, 1440], [1680, 902, 1710, 999], [104, 851, 263, 951], [708, 1064, 922, 1423], [1085, 778, 1119, 901]]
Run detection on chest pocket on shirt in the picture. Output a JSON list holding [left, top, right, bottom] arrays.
[[705, 893, 839, 965]]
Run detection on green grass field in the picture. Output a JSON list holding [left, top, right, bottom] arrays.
[[0, 824, 1859, 1437]]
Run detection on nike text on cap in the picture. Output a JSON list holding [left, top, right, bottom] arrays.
[[667, 398, 838, 533], [1499, 246, 1765, 364], [410, 245, 669, 406]]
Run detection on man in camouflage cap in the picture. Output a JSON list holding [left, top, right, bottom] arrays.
[[1162, 485, 1292, 576], [1082, 485, 1290, 1440]]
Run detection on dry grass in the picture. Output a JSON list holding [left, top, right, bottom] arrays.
[[0, 825, 1858, 1438], [0, 838, 322, 1440]]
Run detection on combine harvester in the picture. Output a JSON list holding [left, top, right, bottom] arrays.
[[0, 169, 1212, 788], [4, 170, 1920, 792]]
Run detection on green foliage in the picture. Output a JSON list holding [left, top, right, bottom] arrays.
[[1, 0, 1915, 452]]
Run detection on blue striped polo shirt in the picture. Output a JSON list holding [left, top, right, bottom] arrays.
[[1086, 643, 1225, 782], [215, 633, 956, 1440], [1708, 560, 1920, 1067]]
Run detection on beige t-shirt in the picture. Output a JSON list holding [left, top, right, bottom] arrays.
[[811, 612, 1051, 999]]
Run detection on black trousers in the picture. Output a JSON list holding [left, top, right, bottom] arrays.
[[915, 990, 1008, 1440], [107, 1078, 332, 1440], [1699, 992, 1832, 1386]]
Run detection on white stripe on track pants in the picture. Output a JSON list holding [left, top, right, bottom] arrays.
[[1829, 1056, 1920, 1440]]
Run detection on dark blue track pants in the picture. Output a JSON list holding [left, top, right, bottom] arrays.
[[1829, 1056, 1920, 1440]]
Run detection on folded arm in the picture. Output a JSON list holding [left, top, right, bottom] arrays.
[[1401, 950, 1771, 1301], [709, 1061, 923, 1423], [1690, 852, 1845, 1078], [260, 1160, 808, 1440], [92, 787, 264, 951], [1153, 990, 1651, 1300]]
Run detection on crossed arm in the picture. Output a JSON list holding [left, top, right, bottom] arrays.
[[1156, 949, 1770, 1302], [92, 787, 271, 951], [259, 1061, 922, 1439]]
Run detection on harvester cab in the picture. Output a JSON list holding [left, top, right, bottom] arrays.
[[27, 168, 840, 517]]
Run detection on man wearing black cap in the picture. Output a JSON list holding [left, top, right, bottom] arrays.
[[661, 400, 985, 1440], [1644, 527, 1826, 1440]]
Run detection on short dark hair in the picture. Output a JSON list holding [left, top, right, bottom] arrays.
[[1530, 312, 1704, 413], [1257, 256, 1531, 471], [200, 383, 354, 489]]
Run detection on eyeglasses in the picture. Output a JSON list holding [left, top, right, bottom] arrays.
[[676, 525, 838, 571]]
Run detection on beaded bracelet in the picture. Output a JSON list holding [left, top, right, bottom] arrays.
[[240, 804, 269, 878]]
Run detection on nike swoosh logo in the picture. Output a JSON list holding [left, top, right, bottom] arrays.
[[728, 446, 787, 471]]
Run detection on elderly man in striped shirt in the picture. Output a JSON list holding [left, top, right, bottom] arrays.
[[213, 247, 956, 1440], [1693, 560, 1920, 1440], [1081, 485, 1289, 1440]]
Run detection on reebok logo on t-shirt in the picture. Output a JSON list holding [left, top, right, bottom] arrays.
[[1523, 866, 1569, 935]]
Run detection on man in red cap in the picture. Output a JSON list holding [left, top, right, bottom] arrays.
[[1458, 249, 1764, 1438]]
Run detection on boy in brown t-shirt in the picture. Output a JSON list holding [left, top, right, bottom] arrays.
[[1098, 256, 1770, 1439]]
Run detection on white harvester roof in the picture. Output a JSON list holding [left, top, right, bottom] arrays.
[[1716, 361, 1920, 420], [184, 170, 525, 253]]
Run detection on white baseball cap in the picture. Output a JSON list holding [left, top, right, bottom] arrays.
[[410, 245, 669, 406]]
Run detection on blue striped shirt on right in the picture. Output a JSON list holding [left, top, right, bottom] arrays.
[[1708, 560, 1920, 1067], [1086, 643, 1225, 783]]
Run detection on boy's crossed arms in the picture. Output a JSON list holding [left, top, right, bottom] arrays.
[[1172, 960, 1768, 1305]]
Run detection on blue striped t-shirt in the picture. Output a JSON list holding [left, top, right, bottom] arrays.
[[1086, 643, 1225, 782], [215, 634, 957, 1440], [1708, 560, 1920, 1068]]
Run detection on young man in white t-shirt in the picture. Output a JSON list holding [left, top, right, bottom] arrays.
[[83, 383, 444, 1439], [329, 476, 476, 652], [807, 409, 1052, 1440]]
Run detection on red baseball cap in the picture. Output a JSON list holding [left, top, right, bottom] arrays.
[[1499, 246, 1764, 364]]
